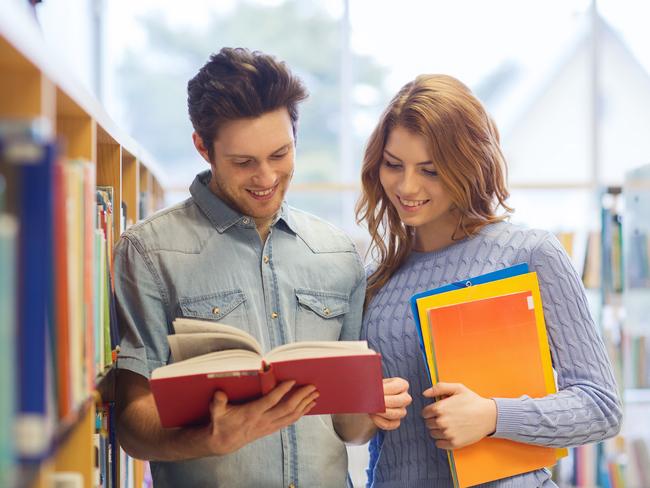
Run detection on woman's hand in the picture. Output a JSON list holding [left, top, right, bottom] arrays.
[[370, 377, 412, 430], [421, 382, 497, 449]]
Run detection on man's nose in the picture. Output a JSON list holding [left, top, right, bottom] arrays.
[[251, 160, 276, 187]]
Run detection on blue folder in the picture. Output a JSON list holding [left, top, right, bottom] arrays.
[[409, 262, 529, 381]]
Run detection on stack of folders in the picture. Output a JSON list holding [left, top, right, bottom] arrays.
[[410, 263, 568, 488]]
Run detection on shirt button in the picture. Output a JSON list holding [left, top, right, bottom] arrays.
[[288, 484, 295, 488], [323, 307, 331, 316], [263, 255, 269, 264], [242, 217, 250, 225], [212, 307, 220, 315], [271, 312, 278, 319]]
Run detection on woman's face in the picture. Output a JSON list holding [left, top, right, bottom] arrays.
[[379, 125, 458, 240]]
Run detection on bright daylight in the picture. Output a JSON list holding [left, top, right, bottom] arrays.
[[1, 0, 649, 487]]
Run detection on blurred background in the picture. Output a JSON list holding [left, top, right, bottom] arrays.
[[33, 0, 650, 245], [24, 0, 650, 486]]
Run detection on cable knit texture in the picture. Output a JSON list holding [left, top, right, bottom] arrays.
[[361, 221, 622, 488]]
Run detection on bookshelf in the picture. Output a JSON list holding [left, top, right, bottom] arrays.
[[621, 163, 650, 487], [547, 177, 650, 487], [0, 2, 165, 488]]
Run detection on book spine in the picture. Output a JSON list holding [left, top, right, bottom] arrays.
[[259, 362, 277, 395], [53, 161, 72, 420], [0, 212, 18, 485], [15, 142, 56, 459]]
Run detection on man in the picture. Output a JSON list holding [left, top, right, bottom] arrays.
[[114, 47, 410, 487]]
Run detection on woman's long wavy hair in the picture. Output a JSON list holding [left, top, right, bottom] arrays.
[[356, 74, 513, 304]]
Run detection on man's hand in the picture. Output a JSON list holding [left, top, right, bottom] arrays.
[[205, 380, 319, 455], [421, 382, 497, 450], [369, 377, 411, 430]]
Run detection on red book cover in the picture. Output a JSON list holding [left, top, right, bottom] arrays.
[[149, 353, 385, 428]]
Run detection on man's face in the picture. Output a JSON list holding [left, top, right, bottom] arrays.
[[197, 108, 295, 222]]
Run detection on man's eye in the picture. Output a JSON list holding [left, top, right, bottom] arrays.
[[233, 159, 253, 165], [271, 151, 288, 160]]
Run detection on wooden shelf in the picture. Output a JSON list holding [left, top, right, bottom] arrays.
[[1, 4, 165, 488]]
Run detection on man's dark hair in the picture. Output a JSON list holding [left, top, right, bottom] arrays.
[[188, 47, 308, 161]]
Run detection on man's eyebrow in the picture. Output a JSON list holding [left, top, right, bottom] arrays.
[[271, 143, 292, 154], [384, 149, 432, 166], [225, 142, 292, 159]]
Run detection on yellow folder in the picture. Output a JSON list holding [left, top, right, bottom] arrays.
[[414, 272, 567, 487]]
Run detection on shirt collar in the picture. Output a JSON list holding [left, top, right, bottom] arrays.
[[189, 170, 297, 234]]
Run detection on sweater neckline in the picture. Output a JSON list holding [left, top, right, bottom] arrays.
[[407, 221, 504, 262]]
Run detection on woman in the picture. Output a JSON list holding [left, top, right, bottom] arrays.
[[356, 74, 622, 487]]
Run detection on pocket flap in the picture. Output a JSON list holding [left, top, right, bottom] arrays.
[[179, 290, 246, 321], [295, 289, 349, 319]]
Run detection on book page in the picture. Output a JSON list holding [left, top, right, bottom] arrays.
[[151, 349, 262, 379], [264, 340, 376, 363], [169, 318, 262, 361]]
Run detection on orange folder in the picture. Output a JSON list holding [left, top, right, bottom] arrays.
[[426, 290, 558, 487]]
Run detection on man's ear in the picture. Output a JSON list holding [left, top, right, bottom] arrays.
[[192, 132, 211, 163]]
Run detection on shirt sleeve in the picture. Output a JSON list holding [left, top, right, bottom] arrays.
[[491, 232, 622, 447], [339, 249, 367, 342], [114, 233, 171, 379]]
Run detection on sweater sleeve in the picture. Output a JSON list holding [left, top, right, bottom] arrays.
[[491, 232, 622, 447]]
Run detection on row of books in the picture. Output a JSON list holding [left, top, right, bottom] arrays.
[[94, 404, 151, 488], [0, 119, 122, 486], [553, 227, 622, 293], [624, 334, 649, 389], [564, 435, 650, 488]]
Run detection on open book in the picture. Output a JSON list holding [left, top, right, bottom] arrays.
[[150, 318, 385, 428]]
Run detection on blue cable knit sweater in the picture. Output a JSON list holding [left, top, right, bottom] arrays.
[[361, 221, 622, 488]]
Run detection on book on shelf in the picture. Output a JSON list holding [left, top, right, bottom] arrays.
[[628, 230, 650, 288], [0, 122, 58, 460], [96, 186, 121, 367], [149, 318, 385, 428], [411, 266, 566, 488], [0, 174, 18, 485], [582, 230, 602, 289], [601, 202, 623, 296], [629, 437, 650, 488]]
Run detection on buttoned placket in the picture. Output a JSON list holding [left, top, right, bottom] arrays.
[[260, 227, 298, 488]]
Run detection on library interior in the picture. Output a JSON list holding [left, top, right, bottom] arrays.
[[1, 0, 649, 487]]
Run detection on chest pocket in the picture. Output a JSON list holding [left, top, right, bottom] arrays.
[[178, 289, 250, 330], [294, 289, 349, 342]]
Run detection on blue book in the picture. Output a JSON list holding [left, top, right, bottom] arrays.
[[0, 130, 56, 460], [409, 263, 529, 381]]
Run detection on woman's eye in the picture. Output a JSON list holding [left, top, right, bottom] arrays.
[[384, 160, 401, 169], [271, 151, 288, 160], [423, 169, 438, 177]]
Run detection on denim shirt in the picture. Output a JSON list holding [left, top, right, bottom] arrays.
[[114, 170, 365, 488]]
